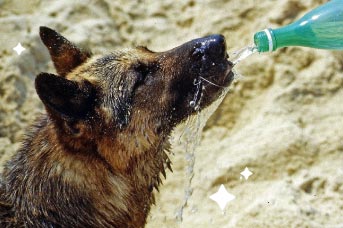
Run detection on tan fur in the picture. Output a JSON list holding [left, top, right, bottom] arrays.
[[0, 27, 233, 227]]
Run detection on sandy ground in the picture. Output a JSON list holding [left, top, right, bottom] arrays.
[[1, 0, 343, 227]]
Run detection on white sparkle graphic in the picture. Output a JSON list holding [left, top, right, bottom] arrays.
[[210, 184, 235, 212], [240, 167, 253, 180], [13, 43, 25, 55]]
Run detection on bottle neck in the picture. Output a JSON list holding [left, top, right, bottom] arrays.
[[272, 22, 313, 50], [255, 22, 313, 53], [263, 28, 276, 52]]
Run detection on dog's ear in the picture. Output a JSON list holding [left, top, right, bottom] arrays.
[[35, 73, 96, 121], [39, 26, 91, 77]]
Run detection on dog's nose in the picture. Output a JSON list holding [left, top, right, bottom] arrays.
[[203, 34, 226, 57], [192, 34, 227, 60]]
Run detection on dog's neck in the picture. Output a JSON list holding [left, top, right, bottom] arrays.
[[3, 114, 171, 227], [97, 120, 171, 188]]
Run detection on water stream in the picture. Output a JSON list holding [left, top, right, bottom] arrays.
[[172, 44, 256, 224], [173, 87, 231, 224], [230, 45, 258, 65]]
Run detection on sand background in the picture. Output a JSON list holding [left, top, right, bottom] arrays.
[[0, 0, 342, 227]]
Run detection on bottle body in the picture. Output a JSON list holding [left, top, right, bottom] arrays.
[[254, 0, 343, 52]]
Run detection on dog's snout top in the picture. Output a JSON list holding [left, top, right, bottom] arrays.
[[202, 34, 226, 58], [191, 34, 227, 60]]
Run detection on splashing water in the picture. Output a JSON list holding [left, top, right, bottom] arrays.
[[230, 45, 257, 65], [169, 44, 251, 223], [173, 86, 231, 223]]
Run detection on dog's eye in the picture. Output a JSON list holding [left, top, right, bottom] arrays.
[[135, 64, 151, 84]]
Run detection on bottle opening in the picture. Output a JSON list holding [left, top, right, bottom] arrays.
[[254, 29, 275, 52]]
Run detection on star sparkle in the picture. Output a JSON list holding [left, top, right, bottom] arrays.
[[209, 184, 235, 212], [13, 43, 25, 55], [240, 167, 253, 180]]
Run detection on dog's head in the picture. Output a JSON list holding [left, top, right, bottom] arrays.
[[36, 27, 233, 140]]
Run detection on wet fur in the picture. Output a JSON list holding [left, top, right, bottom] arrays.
[[0, 27, 233, 227]]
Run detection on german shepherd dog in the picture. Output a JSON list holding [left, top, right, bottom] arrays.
[[0, 27, 233, 227]]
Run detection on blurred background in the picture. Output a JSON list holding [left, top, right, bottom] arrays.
[[0, 0, 342, 227]]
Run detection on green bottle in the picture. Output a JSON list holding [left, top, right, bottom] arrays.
[[254, 0, 343, 52]]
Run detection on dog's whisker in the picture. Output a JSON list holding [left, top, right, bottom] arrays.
[[199, 76, 226, 88]]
